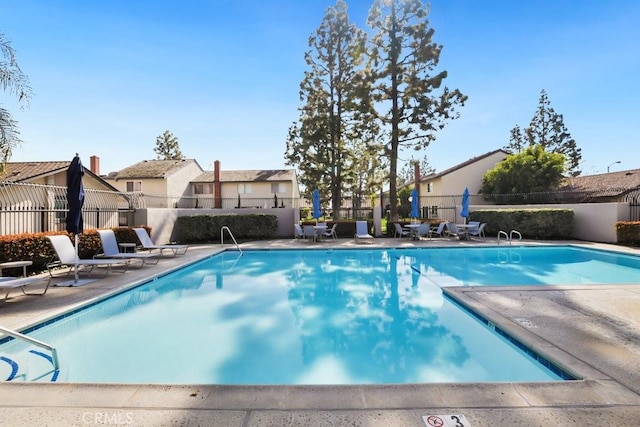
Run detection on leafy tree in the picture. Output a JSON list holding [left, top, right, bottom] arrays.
[[367, 0, 467, 221], [506, 89, 581, 176], [285, 0, 371, 218], [154, 130, 184, 160], [480, 144, 566, 202], [0, 32, 32, 172]]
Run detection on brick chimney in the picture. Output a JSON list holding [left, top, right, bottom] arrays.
[[214, 160, 222, 208], [90, 156, 100, 175]]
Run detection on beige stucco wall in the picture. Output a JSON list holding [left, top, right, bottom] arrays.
[[421, 151, 507, 196], [471, 202, 629, 243], [166, 162, 203, 198]]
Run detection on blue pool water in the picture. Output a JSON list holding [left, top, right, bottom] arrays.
[[5, 245, 635, 384]]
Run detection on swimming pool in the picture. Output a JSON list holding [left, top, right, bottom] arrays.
[[6, 245, 632, 384]]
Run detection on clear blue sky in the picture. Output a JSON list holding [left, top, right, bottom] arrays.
[[2, 0, 639, 176]]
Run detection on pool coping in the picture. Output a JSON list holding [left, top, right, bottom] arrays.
[[2, 238, 640, 426]]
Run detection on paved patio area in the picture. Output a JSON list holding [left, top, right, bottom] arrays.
[[1, 236, 640, 426]]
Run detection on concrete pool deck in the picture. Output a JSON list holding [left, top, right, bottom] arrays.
[[1, 237, 640, 426]]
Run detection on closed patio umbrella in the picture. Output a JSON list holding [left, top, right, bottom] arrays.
[[66, 154, 85, 284], [312, 189, 322, 222], [460, 187, 470, 224], [409, 188, 419, 221]]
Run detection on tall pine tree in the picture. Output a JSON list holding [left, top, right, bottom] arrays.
[[285, 1, 370, 219], [154, 130, 184, 160], [367, 0, 466, 220], [506, 89, 582, 176]]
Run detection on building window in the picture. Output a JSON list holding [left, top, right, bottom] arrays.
[[427, 182, 434, 193], [430, 206, 438, 217], [270, 183, 285, 194], [194, 183, 213, 195], [54, 195, 66, 221], [238, 183, 252, 194], [126, 181, 142, 192]]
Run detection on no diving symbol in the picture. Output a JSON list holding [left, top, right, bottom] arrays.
[[422, 414, 470, 427], [425, 415, 444, 427]]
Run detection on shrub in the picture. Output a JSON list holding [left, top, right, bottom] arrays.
[[469, 209, 574, 239], [616, 221, 640, 246], [175, 214, 277, 242]]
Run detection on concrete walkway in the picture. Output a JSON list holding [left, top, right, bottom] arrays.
[[1, 238, 640, 426]]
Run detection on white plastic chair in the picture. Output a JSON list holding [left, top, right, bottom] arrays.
[[322, 223, 338, 239]]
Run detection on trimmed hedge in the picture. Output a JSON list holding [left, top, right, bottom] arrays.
[[468, 209, 574, 239], [175, 213, 277, 242], [616, 221, 640, 246]]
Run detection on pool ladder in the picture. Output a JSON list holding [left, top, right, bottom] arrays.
[[220, 226, 242, 254], [0, 325, 59, 381], [498, 229, 522, 245]]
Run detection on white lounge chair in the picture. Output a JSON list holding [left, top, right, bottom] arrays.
[[46, 235, 129, 277], [133, 228, 188, 256], [354, 221, 374, 243], [0, 276, 51, 302], [96, 229, 160, 267]]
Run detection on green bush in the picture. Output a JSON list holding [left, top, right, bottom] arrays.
[[175, 214, 277, 242], [469, 209, 574, 239], [616, 221, 640, 246]]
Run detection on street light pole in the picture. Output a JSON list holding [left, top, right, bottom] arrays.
[[607, 161, 621, 173]]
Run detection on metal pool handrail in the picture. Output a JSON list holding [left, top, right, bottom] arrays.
[[220, 226, 242, 254], [0, 325, 60, 372], [498, 229, 522, 245]]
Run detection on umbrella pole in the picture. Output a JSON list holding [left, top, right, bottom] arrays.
[[74, 234, 79, 284]]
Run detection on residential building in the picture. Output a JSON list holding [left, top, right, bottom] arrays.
[[104, 159, 204, 208], [559, 169, 640, 202], [1, 156, 116, 190], [191, 161, 300, 208], [418, 149, 509, 197]]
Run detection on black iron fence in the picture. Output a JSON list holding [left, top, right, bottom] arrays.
[[0, 181, 133, 235]]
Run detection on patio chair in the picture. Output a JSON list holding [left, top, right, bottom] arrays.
[[133, 228, 189, 256], [46, 235, 129, 277], [393, 223, 410, 238], [354, 221, 374, 243], [428, 222, 447, 238], [416, 223, 430, 239], [322, 223, 338, 239], [0, 276, 52, 303], [303, 225, 318, 242], [468, 223, 486, 239], [96, 229, 160, 267], [446, 222, 461, 239], [294, 224, 305, 240]]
